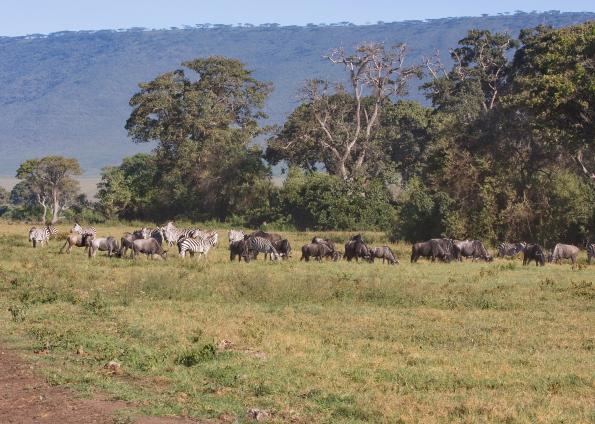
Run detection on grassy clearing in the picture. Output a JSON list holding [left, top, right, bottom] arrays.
[[0, 223, 593, 423]]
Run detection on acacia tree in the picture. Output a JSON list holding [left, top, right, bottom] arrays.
[[268, 43, 421, 181], [423, 29, 518, 119], [15, 156, 82, 223], [125, 57, 273, 220]]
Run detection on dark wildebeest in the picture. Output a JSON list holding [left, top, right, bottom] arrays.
[[84, 235, 119, 258], [369, 246, 399, 264], [301, 243, 333, 262], [497, 242, 526, 258], [550, 243, 580, 264], [411, 239, 452, 263], [60, 233, 86, 254], [275, 239, 292, 260], [120, 232, 145, 258], [522, 244, 545, 266], [344, 235, 371, 262], [453, 240, 492, 261], [312, 237, 341, 261], [229, 239, 254, 262], [132, 238, 167, 260]]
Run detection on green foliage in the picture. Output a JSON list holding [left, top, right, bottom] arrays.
[[390, 177, 458, 242], [14, 156, 82, 223], [278, 168, 396, 231]]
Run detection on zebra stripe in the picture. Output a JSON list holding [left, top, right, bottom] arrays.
[[228, 230, 245, 244], [72, 223, 97, 237], [497, 242, 525, 258], [244, 236, 280, 261], [587, 243, 595, 264], [28, 225, 57, 247], [177, 234, 218, 259], [162, 222, 201, 246]]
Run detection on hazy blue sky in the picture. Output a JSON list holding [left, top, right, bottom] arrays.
[[1, 0, 593, 36]]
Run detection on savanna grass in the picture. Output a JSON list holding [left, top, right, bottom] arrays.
[[0, 223, 593, 423]]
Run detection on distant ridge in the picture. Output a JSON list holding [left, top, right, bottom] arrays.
[[0, 11, 592, 175]]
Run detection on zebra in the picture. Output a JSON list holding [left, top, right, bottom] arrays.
[[163, 222, 199, 246], [242, 236, 280, 262], [177, 233, 218, 259], [28, 225, 58, 248], [71, 223, 97, 237], [497, 242, 526, 258], [228, 230, 245, 244], [587, 242, 595, 264]]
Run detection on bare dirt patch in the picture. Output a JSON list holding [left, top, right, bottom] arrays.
[[0, 345, 198, 423]]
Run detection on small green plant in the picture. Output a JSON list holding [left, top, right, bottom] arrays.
[[175, 343, 216, 367]]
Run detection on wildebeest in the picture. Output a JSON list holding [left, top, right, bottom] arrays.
[[411, 239, 453, 263], [120, 232, 145, 258], [301, 243, 333, 262], [369, 246, 399, 264], [497, 242, 526, 258], [550, 243, 580, 264], [84, 235, 119, 258], [312, 237, 341, 261], [344, 235, 371, 262], [132, 238, 167, 260], [60, 233, 86, 254], [275, 239, 292, 259], [453, 240, 492, 261], [229, 239, 252, 262], [522, 243, 545, 266]]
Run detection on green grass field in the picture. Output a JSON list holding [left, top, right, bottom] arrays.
[[0, 223, 593, 423]]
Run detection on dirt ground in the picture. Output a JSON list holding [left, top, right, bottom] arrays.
[[0, 345, 198, 424]]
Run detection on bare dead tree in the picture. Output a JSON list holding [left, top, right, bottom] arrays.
[[303, 42, 421, 180], [576, 150, 595, 180]]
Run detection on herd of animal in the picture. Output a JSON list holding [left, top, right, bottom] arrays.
[[26, 222, 595, 265]]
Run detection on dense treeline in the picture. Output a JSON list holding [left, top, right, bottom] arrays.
[[2, 22, 593, 245]]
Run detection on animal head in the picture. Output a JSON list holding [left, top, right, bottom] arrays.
[[141, 227, 151, 239], [71, 223, 82, 234]]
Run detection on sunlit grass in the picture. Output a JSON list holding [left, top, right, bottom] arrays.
[[0, 222, 593, 423]]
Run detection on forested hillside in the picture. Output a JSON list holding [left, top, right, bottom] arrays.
[[0, 11, 593, 174]]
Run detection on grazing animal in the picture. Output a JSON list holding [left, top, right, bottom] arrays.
[[454, 240, 492, 261], [370, 246, 399, 264], [177, 233, 218, 259], [249, 230, 283, 245], [150, 227, 165, 245], [132, 227, 152, 240], [312, 237, 341, 261], [162, 222, 199, 246], [522, 244, 545, 266], [275, 239, 292, 259], [550, 243, 580, 264], [344, 235, 371, 262], [587, 242, 595, 264], [119, 232, 145, 258], [60, 233, 86, 254], [411, 239, 452, 263], [28, 225, 58, 247], [71, 223, 97, 237], [300, 243, 333, 262], [229, 239, 252, 262], [242, 236, 280, 262], [84, 235, 119, 258], [497, 242, 526, 258], [228, 230, 245, 244], [132, 238, 167, 260]]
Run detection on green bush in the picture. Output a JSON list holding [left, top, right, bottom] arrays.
[[278, 168, 396, 231]]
